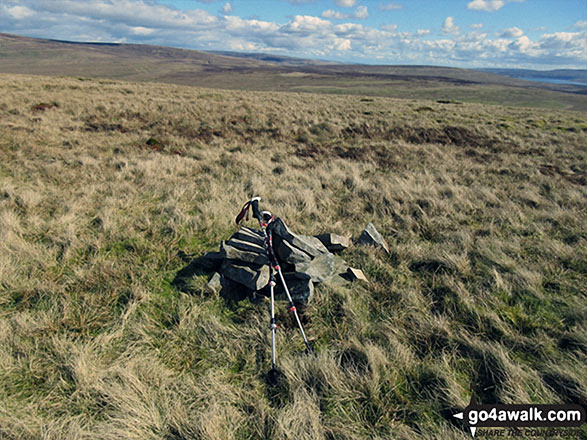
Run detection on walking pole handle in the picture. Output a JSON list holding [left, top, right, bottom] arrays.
[[250, 196, 261, 221]]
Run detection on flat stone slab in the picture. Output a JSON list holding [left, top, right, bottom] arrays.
[[220, 261, 270, 291], [225, 238, 266, 255], [315, 233, 351, 253], [270, 218, 329, 257], [221, 241, 268, 266], [231, 227, 265, 247], [357, 222, 389, 254], [277, 239, 312, 265], [345, 267, 368, 282]]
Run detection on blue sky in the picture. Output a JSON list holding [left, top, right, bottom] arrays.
[[1, 0, 586, 68]]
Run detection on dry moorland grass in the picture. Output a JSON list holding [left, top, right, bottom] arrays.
[[0, 73, 586, 439]]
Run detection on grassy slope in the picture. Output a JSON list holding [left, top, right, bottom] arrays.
[[1, 33, 586, 112], [0, 74, 586, 439]]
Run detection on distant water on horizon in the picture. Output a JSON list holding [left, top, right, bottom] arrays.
[[519, 77, 587, 87]]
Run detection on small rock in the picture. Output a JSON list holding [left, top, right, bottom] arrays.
[[357, 223, 389, 254], [315, 233, 351, 252], [345, 267, 368, 282], [205, 272, 223, 295], [221, 261, 270, 291]]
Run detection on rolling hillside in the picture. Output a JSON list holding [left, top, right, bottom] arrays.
[[1, 33, 586, 111]]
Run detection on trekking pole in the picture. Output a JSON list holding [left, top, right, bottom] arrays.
[[235, 197, 313, 358]]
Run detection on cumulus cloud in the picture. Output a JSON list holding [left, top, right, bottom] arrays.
[[322, 10, 349, 19], [222, 2, 232, 14], [467, 0, 504, 11], [471, 23, 484, 29], [354, 6, 369, 19], [4, 5, 35, 19], [441, 17, 460, 35], [334, 0, 357, 7], [467, 0, 524, 12], [500, 26, 523, 38], [380, 2, 403, 10], [380, 24, 398, 32], [334, 38, 351, 50], [322, 6, 368, 20]]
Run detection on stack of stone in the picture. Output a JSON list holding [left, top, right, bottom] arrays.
[[180, 219, 388, 304]]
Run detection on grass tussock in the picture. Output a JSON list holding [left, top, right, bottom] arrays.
[[0, 73, 586, 439]]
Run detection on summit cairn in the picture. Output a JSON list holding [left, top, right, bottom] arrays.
[[174, 219, 388, 305], [175, 220, 376, 304]]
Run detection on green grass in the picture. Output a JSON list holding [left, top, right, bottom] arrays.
[[0, 73, 586, 439]]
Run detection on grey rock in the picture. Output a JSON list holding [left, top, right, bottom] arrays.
[[204, 272, 223, 295], [315, 233, 351, 253], [219, 273, 253, 302], [357, 222, 389, 254], [221, 240, 268, 266], [277, 240, 312, 265], [276, 273, 314, 304], [224, 238, 266, 256], [294, 253, 336, 283], [270, 218, 328, 257], [332, 254, 350, 276], [221, 260, 270, 291]]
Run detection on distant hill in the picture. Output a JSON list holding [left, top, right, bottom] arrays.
[[1, 33, 586, 110], [208, 50, 340, 66]]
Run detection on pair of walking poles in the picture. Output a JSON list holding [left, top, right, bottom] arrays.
[[235, 197, 312, 379]]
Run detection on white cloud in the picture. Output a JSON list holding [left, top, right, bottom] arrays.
[[334, 0, 357, 7], [222, 2, 232, 14], [416, 29, 430, 36], [467, 0, 504, 11], [354, 6, 369, 19], [334, 38, 351, 50], [322, 6, 368, 20], [573, 20, 587, 30], [467, 0, 524, 12], [441, 17, 460, 35], [500, 26, 523, 38], [131, 26, 155, 35], [380, 2, 403, 10], [285, 15, 332, 38], [471, 23, 484, 29], [380, 24, 398, 32], [322, 10, 349, 19], [4, 5, 35, 19]]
